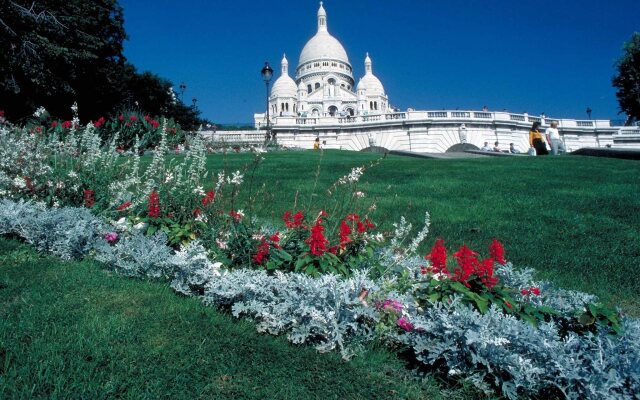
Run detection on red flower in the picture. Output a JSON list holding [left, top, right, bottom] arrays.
[[338, 220, 352, 249], [50, 121, 58, 128], [193, 206, 202, 216], [201, 191, 215, 206], [452, 245, 479, 284], [425, 239, 448, 275], [229, 210, 242, 222], [283, 210, 305, 229], [150, 119, 160, 129], [521, 288, 530, 296], [504, 301, 513, 309], [420, 266, 427, 275], [530, 287, 541, 296], [148, 191, 161, 218], [269, 232, 281, 249], [129, 115, 138, 122], [83, 189, 95, 208], [35, 126, 42, 134], [144, 115, 151, 122], [252, 238, 270, 265], [118, 114, 124, 121], [476, 258, 499, 289], [61, 120, 72, 129], [306, 216, 329, 256], [94, 117, 105, 128], [125, 122, 131, 127], [0, 110, 4, 117], [117, 201, 132, 211], [489, 239, 506, 265]]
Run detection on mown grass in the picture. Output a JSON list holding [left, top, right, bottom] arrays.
[[0, 239, 474, 399], [205, 150, 640, 314]]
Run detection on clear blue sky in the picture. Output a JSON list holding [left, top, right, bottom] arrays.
[[120, 0, 639, 123]]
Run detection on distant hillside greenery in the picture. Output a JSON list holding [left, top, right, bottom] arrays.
[[0, 0, 206, 130]]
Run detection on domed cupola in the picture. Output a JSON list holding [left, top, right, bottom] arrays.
[[356, 53, 385, 96], [271, 54, 298, 98], [297, 2, 353, 85]]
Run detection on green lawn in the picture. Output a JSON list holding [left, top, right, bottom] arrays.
[[205, 150, 640, 314], [0, 239, 468, 399]]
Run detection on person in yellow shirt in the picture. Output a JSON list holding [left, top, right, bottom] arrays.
[[529, 121, 548, 155], [313, 137, 320, 150]]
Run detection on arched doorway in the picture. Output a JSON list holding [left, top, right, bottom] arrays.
[[328, 106, 338, 116], [446, 143, 479, 152]]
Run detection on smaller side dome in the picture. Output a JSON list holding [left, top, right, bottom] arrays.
[[271, 54, 298, 98], [356, 53, 385, 96]]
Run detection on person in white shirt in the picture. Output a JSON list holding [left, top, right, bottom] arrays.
[[545, 121, 566, 155], [480, 141, 492, 151]]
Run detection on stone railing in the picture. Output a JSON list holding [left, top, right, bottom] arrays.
[[255, 110, 637, 134]]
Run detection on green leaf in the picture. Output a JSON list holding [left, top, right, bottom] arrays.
[[146, 225, 157, 236]]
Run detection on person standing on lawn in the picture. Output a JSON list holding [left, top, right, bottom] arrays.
[[529, 121, 548, 155], [546, 121, 566, 155]]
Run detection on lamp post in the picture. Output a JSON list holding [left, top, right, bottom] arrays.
[[179, 82, 186, 101], [586, 107, 592, 120], [192, 97, 198, 109], [261, 61, 273, 145]]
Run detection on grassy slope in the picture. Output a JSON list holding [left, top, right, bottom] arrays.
[[0, 239, 462, 400], [204, 150, 640, 313]]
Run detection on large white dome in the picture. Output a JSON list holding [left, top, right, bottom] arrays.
[[299, 31, 350, 66], [298, 2, 350, 67]]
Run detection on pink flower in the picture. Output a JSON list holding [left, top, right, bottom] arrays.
[[383, 299, 403, 313], [94, 117, 105, 128], [397, 317, 414, 332], [104, 232, 118, 243], [129, 115, 138, 122]]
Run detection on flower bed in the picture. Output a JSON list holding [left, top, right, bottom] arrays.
[[1, 114, 639, 398]]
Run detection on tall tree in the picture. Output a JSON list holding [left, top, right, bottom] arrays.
[[612, 32, 640, 124]]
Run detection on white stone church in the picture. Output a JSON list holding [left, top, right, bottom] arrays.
[[268, 2, 389, 119], [245, 2, 640, 152]]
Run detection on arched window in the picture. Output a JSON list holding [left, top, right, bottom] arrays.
[[315, 82, 320, 90], [285, 103, 289, 112], [374, 101, 378, 110], [369, 101, 373, 110], [307, 84, 312, 93]]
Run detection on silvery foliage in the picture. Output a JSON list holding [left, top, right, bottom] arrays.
[[2, 199, 640, 398], [94, 231, 173, 279], [203, 269, 379, 359], [170, 240, 221, 296], [393, 297, 640, 400], [0, 199, 105, 260]]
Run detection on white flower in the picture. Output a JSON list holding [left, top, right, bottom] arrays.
[[227, 170, 244, 185], [236, 209, 245, 218], [252, 233, 265, 241], [195, 213, 208, 223], [52, 200, 60, 208], [67, 171, 78, 179], [353, 191, 365, 198], [12, 176, 26, 189], [56, 181, 65, 189], [164, 173, 174, 183], [133, 222, 148, 231], [192, 185, 205, 196], [432, 272, 449, 281], [216, 239, 228, 249], [215, 172, 225, 191], [33, 106, 47, 118], [70, 102, 78, 114], [113, 217, 129, 231]]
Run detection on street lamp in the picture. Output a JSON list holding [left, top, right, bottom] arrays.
[[261, 61, 273, 145], [586, 107, 592, 119], [179, 82, 186, 101], [192, 97, 198, 109]]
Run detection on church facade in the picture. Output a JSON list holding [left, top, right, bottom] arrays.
[[268, 2, 389, 119]]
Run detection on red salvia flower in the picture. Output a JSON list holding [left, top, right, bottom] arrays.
[[129, 115, 138, 122], [530, 287, 541, 296], [50, 121, 58, 128], [252, 238, 270, 265], [476, 258, 499, 289], [117, 201, 132, 211], [83, 189, 95, 208], [150, 120, 160, 129], [339, 220, 352, 249], [94, 117, 105, 128], [61, 120, 72, 129], [144, 115, 151, 122], [489, 238, 506, 265], [148, 191, 161, 218], [425, 239, 448, 275], [269, 232, 281, 249], [283, 210, 305, 229], [229, 210, 242, 222], [193, 206, 202, 216], [306, 217, 329, 256], [118, 114, 124, 121], [521, 288, 530, 296], [201, 191, 215, 206], [452, 245, 479, 284]]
